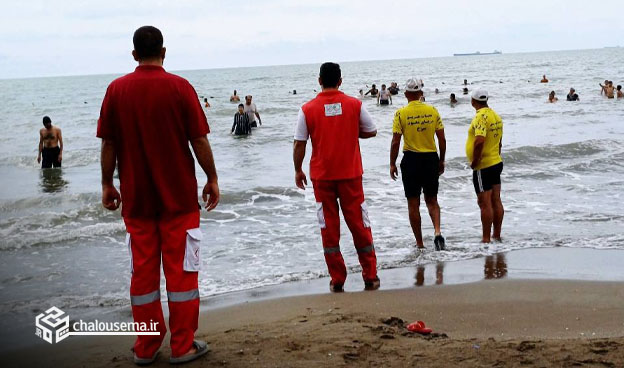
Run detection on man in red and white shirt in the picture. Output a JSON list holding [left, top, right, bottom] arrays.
[[293, 62, 380, 292], [98, 26, 219, 365]]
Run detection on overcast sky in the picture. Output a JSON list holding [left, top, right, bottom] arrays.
[[1, 0, 622, 79]]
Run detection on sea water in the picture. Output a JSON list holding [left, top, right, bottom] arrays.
[[0, 48, 623, 336]]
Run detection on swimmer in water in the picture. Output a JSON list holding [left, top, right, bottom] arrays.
[[605, 81, 615, 99], [548, 91, 558, 103], [230, 90, 240, 102], [450, 93, 458, 105], [540, 75, 549, 83], [463, 79, 468, 86], [599, 80, 609, 95], [388, 82, 400, 95], [566, 88, 579, 101], [365, 84, 379, 97], [204, 98, 211, 108], [377, 84, 392, 105], [617, 85, 623, 98], [434, 88, 440, 94]]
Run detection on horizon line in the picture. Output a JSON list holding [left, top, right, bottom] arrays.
[[0, 46, 612, 82]]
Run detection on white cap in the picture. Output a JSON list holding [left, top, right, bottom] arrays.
[[471, 88, 488, 102], [405, 77, 423, 92]]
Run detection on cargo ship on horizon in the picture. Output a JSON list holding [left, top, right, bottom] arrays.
[[453, 50, 502, 56]]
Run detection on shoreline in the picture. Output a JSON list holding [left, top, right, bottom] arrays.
[[199, 246, 624, 311], [2, 247, 624, 366]]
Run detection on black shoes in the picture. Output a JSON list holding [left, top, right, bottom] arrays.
[[330, 278, 381, 292], [364, 277, 381, 291], [329, 281, 344, 293], [434, 234, 446, 251]]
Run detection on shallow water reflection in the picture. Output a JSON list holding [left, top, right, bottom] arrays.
[[484, 253, 508, 279], [39, 168, 68, 193], [413, 252, 508, 286], [415, 262, 445, 286]]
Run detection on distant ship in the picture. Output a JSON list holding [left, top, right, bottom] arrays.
[[453, 50, 502, 56]]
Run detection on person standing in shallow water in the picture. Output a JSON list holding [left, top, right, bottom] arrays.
[[244, 95, 262, 127], [38, 116, 63, 168], [97, 25, 219, 365], [231, 104, 251, 135], [293, 62, 380, 293], [377, 84, 392, 105], [466, 88, 504, 243], [390, 78, 447, 251]]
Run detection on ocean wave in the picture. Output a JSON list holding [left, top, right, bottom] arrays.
[[0, 192, 124, 250], [3, 148, 100, 169], [503, 139, 621, 165], [0, 293, 130, 315]]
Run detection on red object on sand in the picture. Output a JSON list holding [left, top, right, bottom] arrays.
[[407, 321, 432, 335]]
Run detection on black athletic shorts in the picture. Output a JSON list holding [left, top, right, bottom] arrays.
[[473, 162, 503, 194], [379, 99, 390, 105], [250, 121, 258, 128], [42, 147, 61, 168], [400, 151, 439, 198]]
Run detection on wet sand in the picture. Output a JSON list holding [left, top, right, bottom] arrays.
[[5, 279, 624, 367]]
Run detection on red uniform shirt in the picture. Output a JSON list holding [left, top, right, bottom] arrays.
[[97, 65, 210, 218], [301, 90, 363, 180]]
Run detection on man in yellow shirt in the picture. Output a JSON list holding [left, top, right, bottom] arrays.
[[466, 88, 504, 243], [390, 78, 447, 251]]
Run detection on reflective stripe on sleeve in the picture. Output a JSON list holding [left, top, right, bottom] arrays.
[[130, 290, 161, 306], [167, 289, 200, 302]]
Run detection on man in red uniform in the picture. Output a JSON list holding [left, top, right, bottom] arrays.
[[98, 26, 219, 365], [293, 62, 380, 292]]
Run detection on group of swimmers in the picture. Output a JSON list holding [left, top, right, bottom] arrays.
[[548, 88, 580, 102], [360, 82, 402, 105], [359, 79, 482, 108], [599, 80, 622, 99], [542, 74, 622, 102], [227, 73, 621, 136], [230, 93, 261, 135]]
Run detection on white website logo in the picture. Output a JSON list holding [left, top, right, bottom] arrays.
[[35, 306, 159, 344], [35, 306, 70, 344]]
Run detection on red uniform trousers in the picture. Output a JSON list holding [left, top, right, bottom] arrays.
[[123, 211, 201, 358], [312, 176, 378, 285]]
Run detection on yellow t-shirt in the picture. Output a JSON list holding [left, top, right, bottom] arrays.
[[392, 101, 444, 153], [465, 107, 503, 170]]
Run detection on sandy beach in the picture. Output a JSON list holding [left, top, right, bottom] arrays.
[[6, 278, 624, 367]]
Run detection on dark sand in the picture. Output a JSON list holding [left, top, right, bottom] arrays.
[[5, 279, 624, 367]]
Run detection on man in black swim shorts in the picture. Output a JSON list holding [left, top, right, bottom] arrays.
[[390, 78, 447, 251], [466, 88, 505, 243], [37, 116, 63, 168]]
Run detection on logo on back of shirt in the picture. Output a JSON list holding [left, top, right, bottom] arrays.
[[324, 103, 342, 117]]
